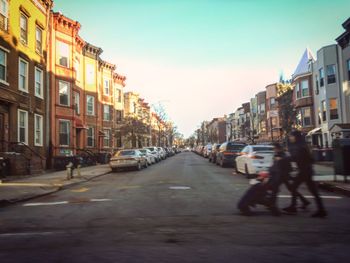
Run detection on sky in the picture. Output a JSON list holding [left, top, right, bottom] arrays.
[[56, 0, 350, 137]]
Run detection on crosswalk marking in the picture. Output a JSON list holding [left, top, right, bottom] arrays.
[[278, 195, 342, 199], [23, 201, 68, 206]]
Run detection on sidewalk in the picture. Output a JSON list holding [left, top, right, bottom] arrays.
[[0, 164, 111, 207]]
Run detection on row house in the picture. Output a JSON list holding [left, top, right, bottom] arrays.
[[0, 0, 53, 175], [256, 91, 268, 141], [207, 117, 226, 144], [266, 83, 281, 141], [48, 12, 126, 168]]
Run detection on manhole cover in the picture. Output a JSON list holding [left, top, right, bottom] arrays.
[[169, 186, 191, 190]]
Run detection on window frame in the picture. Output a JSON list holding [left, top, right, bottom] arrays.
[[329, 98, 339, 120], [34, 114, 43, 146], [58, 80, 70, 106], [319, 68, 324, 87], [326, 64, 336, 84], [35, 26, 43, 55], [57, 40, 70, 68], [18, 58, 29, 92], [300, 79, 310, 98], [58, 119, 70, 147], [103, 104, 110, 121], [34, 67, 43, 98], [74, 91, 80, 115], [0, 46, 8, 84], [18, 109, 28, 145], [20, 13, 28, 45], [321, 100, 327, 122], [302, 107, 312, 127], [86, 95, 95, 116], [104, 78, 110, 95], [87, 126, 95, 147], [0, 0, 8, 31], [103, 129, 111, 148]]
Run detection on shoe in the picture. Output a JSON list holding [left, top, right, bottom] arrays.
[[311, 210, 328, 218], [282, 206, 297, 214]]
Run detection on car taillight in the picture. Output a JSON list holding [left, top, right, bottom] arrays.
[[249, 155, 264, 159], [223, 151, 235, 156]]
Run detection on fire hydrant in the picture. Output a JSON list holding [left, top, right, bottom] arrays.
[[66, 162, 74, 180]]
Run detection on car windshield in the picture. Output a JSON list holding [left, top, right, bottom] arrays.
[[116, 150, 136, 156], [252, 146, 274, 152], [227, 144, 245, 151]]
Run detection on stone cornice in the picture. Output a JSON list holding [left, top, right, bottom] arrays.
[[52, 12, 81, 35], [84, 42, 103, 58], [99, 59, 116, 71]]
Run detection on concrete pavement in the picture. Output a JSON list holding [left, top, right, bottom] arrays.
[[0, 164, 111, 206]]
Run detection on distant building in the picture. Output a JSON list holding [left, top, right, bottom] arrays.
[[207, 117, 226, 143], [256, 91, 268, 141]]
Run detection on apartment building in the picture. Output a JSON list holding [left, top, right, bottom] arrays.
[[0, 0, 53, 175]]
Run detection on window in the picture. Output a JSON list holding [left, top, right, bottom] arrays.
[[315, 75, 319, 95], [87, 126, 95, 147], [295, 83, 301, 99], [34, 114, 43, 146], [321, 100, 327, 121], [104, 78, 110, 95], [301, 80, 309, 97], [86, 95, 95, 115], [271, 117, 277, 128], [74, 59, 80, 81], [0, 47, 7, 82], [117, 89, 122, 102], [57, 41, 69, 67], [302, 107, 312, 127], [35, 26, 42, 54], [59, 81, 70, 106], [86, 64, 94, 84], [18, 110, 28, 144], [259, 103, 265, 114], [326, 64, 336, 84], [18, 58, 28, 92], [59, 120, 70, 146], [35, 67, 43, 98], [319, 68, 324, 87], [347, 59, 350, 81], [103, 129, 110, 147], [74, 92, 80, 114], [0, 0, 8, 31], [20, 13, 28, 44], [329, 98, 338, 120], [116, 110, 123, 122], [270, 97, 275, 109], [103, 104, 110, 121]]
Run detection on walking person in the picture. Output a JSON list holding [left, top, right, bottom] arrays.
[[283, 130, 327, 218]]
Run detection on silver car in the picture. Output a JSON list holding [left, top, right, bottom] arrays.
[[139, 149, 156, 165], [109, 149, 148, 172]]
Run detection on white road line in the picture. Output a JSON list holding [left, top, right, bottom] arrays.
[[169, 186, 191, 190], [90, 199, 112, 202], [278, 195, 342, 199], [23, 201, 68, 206], [0, 232, 60, 237]]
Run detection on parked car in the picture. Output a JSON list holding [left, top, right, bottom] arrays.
[[109, 149, 148, 172], [139, 149, 156, 165], [235, 145, 274, 177], [216, 142, 246, 167], [203, 144, 212, 158], [158, 147, 167, 159], [208, 143, 221, 163], [144, 147, 161, 162]]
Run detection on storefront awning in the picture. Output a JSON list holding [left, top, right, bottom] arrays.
[[307, 127, 321, 136]]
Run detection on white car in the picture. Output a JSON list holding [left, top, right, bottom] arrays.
[[157, 147, 166, 160], [109, 149, 148, 172], [139, 149, 156, 165], [235, 145, 274, 177], [144, 147, 161, 162]]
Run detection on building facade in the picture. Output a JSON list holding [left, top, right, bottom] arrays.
[[0, 0, 53, 175]]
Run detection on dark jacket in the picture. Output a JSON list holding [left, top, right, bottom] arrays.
[[266, 152, 291, 190]]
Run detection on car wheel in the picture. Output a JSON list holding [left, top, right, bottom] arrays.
[[235, 162, 239, 173], [245, 164, 250, 178], [137, 162, 142, 171], [144, 162, 148, 168]]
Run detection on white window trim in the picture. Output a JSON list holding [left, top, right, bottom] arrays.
[[0, 0, 9, 31], [57, 40, 70, 68], [35, 26, 43, 55], [103, 104, 110, 121], [17, 109, 28, 145], [20, 13, 28, 45], [104, 78, 110, 95], [87, 95, 95, 116], [74, 91, 80, 114], [18, 58, 28, 92], [87, 126, 95, 147], [59, 119, 70, 147], [34, 67, 44, 98], [103, 129, 111, 148], [34, 114, 43, 146], [0, 45, 9, 85], [58, 80, 70, 106]]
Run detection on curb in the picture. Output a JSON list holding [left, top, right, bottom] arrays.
[[319, 182, 350, 197], [0, 170, 112, 208]]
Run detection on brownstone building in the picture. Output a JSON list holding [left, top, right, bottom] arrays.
[[0, 0, 53, 175]]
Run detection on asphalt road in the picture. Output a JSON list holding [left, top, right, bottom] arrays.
[[1, 152, 349, 263]]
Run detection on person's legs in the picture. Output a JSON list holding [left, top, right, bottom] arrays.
[[283, 175, 304, 213], [304, 176, 327, 217], [283, 178, 310, 208]]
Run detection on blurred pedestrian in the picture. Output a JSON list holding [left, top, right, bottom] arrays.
[[283, 130, 327, 218]]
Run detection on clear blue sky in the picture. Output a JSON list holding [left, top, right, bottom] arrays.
[[56, 0, 350, 137]]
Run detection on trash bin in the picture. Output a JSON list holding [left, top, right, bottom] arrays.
[[312, 149, 323, 162], [0, 157, 10, 177], [323, 148, 333, 161], [332, 139, 350, 176]]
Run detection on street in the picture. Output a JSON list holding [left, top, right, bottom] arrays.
[[1, 152, 349, 263]]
